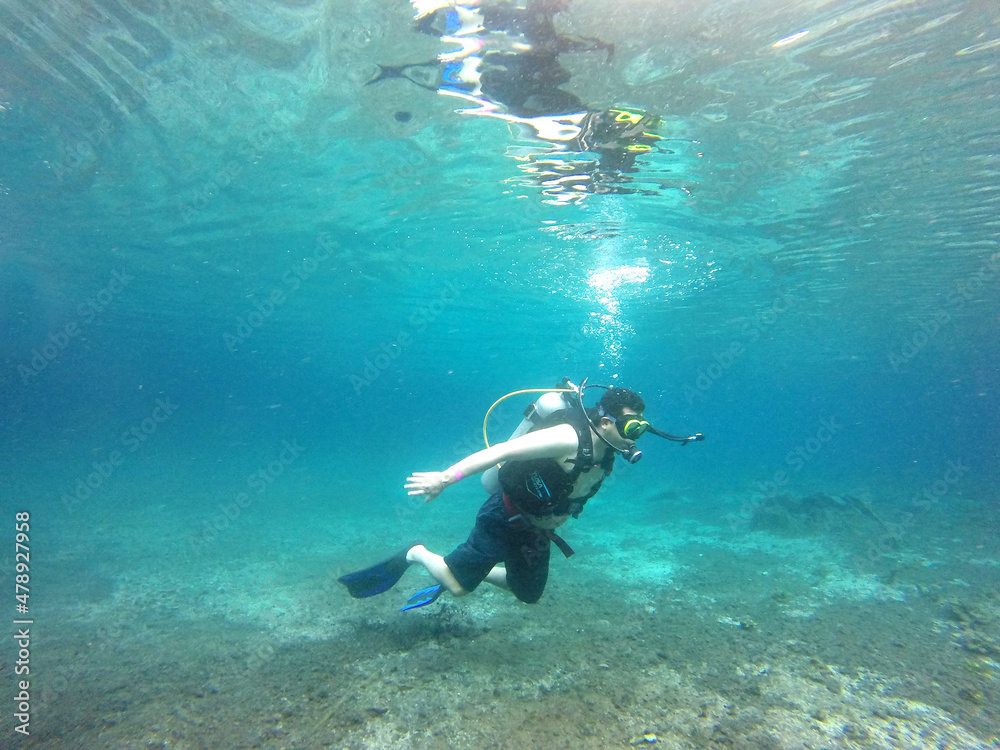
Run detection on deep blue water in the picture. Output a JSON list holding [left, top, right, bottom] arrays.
[[1, 0, 999, 746]]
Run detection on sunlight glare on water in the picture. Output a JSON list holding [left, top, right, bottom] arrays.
[[585, 260, 649, 370]]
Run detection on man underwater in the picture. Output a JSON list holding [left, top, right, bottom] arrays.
[[339, 380, 703, 610]]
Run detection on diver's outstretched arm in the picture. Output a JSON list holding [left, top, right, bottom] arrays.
[[404, 423, 579, 501], [555, 32, 614, 61], [366, 61, 441, 90]]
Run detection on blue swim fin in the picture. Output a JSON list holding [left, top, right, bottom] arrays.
[[400, 584, 444, 612], [338, 547, 413, 598]]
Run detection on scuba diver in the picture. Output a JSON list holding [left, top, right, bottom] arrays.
[[339, 378, 704, 610], [367, 0, 666, 204], [370, 0, 612, 118]]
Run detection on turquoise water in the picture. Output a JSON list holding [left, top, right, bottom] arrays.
[[1, 0, 999, 747]]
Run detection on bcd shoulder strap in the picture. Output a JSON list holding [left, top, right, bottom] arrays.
[[534, 407, 595, 482]]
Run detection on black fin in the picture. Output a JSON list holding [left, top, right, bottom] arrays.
[[338, 547, 413, 598]]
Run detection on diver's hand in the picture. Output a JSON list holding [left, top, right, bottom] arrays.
[[405, 471, 447, 502]]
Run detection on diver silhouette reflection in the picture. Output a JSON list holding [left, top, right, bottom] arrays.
[[369, 0, 669, 205]]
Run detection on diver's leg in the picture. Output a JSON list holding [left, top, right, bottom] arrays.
[[503, 527, 550, 603], [406, 544, 468, 596], [484, 564, 510, 589], [409, 493, 513, 597]]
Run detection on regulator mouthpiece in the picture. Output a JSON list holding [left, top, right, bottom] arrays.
[[622, 446, 643, 464]]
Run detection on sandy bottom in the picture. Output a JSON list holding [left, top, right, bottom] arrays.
[[6, 485, 1000, 749]]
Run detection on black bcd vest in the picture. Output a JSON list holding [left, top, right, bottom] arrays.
[[498, 406, 614, 518]]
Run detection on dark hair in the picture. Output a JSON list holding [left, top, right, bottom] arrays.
[[595, 387, 645, 420]]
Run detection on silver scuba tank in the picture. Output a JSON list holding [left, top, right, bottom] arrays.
[[481, 390, 573, 494]]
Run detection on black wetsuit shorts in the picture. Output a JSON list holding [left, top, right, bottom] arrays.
[[443, 492, 551, 603]]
